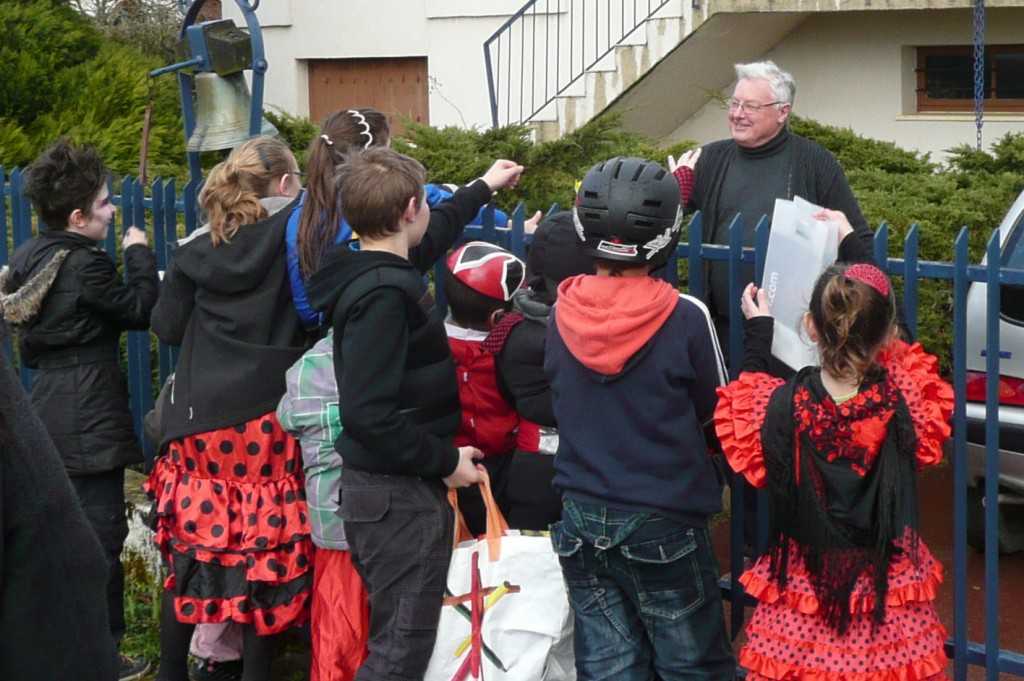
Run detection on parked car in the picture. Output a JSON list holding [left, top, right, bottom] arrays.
[[964, 187, 1024, 554]]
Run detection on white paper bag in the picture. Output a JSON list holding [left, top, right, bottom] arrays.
[[424, 473, 574, 681], [761, 196, 839, 371]]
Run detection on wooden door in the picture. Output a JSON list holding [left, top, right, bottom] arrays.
[[308, 58, 429, 136]]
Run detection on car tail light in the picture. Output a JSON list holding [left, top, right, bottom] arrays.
[[965, 371, 1024, 406]]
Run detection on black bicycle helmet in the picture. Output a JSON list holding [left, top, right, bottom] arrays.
[[573, 156, 682, 267]]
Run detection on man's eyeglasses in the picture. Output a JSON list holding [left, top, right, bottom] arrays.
[[288, 170, 305, 179], [726, 98, 785, 113]]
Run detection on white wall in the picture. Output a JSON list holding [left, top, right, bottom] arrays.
[[224, 0, 680, 130], [667, 8, 1024, 160], [224, 0, 527, 128]]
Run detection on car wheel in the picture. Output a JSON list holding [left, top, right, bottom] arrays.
[[966, 483, 1024, 554]]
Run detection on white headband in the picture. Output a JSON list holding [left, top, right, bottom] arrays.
[[348, 110, 374, 149]]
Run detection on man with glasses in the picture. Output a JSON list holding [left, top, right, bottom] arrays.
[[682, 60, 873, 370]]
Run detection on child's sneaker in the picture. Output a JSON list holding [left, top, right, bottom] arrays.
[[118, 654, 151, 681], [190, 656, 244, 681]]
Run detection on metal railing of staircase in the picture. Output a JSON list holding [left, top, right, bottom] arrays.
[[484, 0, 674, 128]]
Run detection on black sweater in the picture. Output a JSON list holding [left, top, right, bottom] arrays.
[[496, 288, 556, 427], [151, 196, 309, 447], [307, 179, 494, 479], [688, 128, 872, 318]]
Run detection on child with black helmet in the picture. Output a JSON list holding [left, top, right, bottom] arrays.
[[546, 157, 734, 680]]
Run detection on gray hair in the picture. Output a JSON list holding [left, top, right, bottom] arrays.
[[734, 61, 796, 107]]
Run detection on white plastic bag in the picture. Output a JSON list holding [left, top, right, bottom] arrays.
[[761, 196, 839, 371], [424, 472, 574, 681]]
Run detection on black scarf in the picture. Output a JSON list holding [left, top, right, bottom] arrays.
[[761, 366, 920, 635]]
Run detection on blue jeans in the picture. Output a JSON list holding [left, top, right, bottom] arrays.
[[551, 499, 734, 681]]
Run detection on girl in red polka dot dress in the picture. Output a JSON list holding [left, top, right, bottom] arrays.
[[715, 262, 954, 681], [146, 137, 313, 681]]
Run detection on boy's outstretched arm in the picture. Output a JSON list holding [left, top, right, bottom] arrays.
[[409, 179, 492, 273], [409, 160, 524, 272]]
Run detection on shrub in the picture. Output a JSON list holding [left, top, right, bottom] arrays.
[[0, 4, 185, 181], [28, 42, 185, 180], [0, 119, 35, 168], [789, 116, 935, 175], [265, 108, 319, 168], [0, 0, 101, 127], [393, 114, 696, 212]]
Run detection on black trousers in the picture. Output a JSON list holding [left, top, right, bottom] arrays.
[[504, 450, 562, 531], [340, 468, 454, 681], [458, 451, 562, 534], [70, 467, 129, 643]]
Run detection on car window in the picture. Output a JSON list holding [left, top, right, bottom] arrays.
[[1000, 206, 1024, 324]]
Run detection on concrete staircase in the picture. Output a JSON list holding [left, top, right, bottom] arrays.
[[525, 1, 693, 141]]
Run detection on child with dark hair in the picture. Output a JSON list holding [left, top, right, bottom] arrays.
[[442, 241, 530, 533], [286, 107, 536, 330], [305, 147, 525, 681], [0, 139, 157, 681], [488, 211, 595, 531], [715, 261, 953, 680]]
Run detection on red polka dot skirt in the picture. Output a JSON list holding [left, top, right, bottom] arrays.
[[738, 536, 949, 681], [145, 412, 313, 635]]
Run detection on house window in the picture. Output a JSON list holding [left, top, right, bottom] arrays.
[[916, 45, 1024, 112]]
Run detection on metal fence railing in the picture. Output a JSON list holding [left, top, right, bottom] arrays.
[[3, 171, 1023, 679], [483, 0, 673, 127]]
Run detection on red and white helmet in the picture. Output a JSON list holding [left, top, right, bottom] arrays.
[[446, 241, 526, 302]]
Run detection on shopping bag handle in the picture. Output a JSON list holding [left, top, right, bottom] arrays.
[[447, 466, 509, 561]]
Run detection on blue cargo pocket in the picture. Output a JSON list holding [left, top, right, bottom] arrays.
[[550, 520, 589, 578], [550, 521, 583, 557], [338, 489, 390, 523], [620, 529, 705, 620]]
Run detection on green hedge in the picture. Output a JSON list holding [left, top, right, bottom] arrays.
[[392, 115, 696, 212], [0, 0, 184, 176]]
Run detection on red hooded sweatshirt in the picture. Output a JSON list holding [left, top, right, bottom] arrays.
[[554, 274, 681, 375]]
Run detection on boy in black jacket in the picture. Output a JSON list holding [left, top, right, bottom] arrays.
[[0, 140, 157, 680], [546, 158, 733, 681], [493, 211, 594, 531], [306, 147, 524, 681]]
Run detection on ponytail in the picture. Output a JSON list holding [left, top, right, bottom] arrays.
[[297, 108, 390, 276], [198, 136, 294, 246]]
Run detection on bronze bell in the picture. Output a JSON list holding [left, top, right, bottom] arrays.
[[186, 72, 278, 152]]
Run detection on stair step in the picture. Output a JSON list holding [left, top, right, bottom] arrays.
[[514, 1, 694, 138]]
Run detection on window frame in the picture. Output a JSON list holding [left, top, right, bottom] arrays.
[[998, 198, 1024, 326], [916, 44, 1024, 113]]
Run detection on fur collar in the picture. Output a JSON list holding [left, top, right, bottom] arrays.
[[0, 249, 70, 327]]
